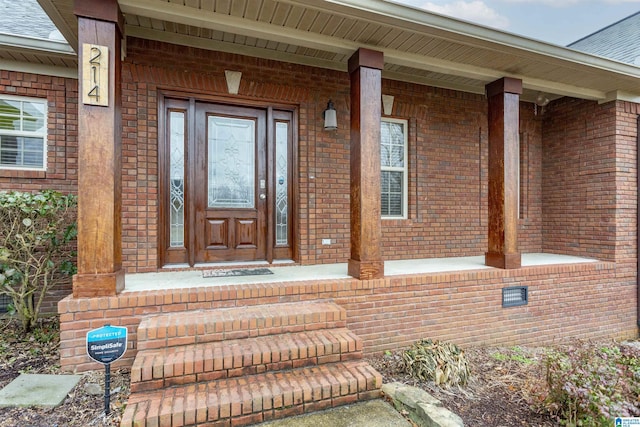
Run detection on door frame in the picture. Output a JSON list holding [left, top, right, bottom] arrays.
[[158, 90, 299, 267]]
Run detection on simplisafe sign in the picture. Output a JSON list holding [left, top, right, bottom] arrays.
[[86, 325, 127, 364]]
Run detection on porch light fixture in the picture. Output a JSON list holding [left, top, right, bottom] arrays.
[[535, 92, 550, 107], [323, 99, 337, 130]]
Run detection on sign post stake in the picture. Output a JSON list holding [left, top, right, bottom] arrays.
[[86, 324, 128, 416], [104, 363, 111, 415]]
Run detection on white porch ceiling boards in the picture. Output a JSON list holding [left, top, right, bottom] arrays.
[[36, 0, 640, 102]]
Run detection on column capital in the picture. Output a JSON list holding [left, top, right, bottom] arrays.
[[486, 77, 522, 97], [75, 0, 124, 35], [348, 48, 384, 74]]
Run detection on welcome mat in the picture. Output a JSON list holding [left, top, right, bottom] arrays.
[[202, 268, 274, 278]]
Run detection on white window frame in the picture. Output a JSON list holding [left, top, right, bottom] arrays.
[[381, 117, 408, 219], [0, 94, 47, 171]]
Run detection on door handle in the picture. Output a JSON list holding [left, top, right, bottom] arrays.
[[259, 194, 266, 200]]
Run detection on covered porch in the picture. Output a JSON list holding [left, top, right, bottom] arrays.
[[33, 0, 640, 299], [124, 253, 597, 291], [41, 0, 639, 378]]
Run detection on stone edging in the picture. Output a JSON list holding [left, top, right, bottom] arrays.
[[382, 382, 464, 427]]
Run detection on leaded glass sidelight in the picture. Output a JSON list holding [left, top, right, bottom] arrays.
[[169, 111, 185, 247], [208, 116, 255, 209], [275, 122, 289, 246]]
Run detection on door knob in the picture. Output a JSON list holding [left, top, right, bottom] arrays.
[[259, 194, 266, 200]]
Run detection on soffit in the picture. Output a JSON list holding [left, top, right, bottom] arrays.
[[37, 0, 640, 102]]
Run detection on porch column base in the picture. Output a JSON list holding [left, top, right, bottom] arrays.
[[72, 269, 125, 298], [348, 259, 384, 280], [485, 252, 521, 269]]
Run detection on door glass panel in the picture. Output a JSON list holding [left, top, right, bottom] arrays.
[[275, 122, 288, 246], [208, 116, 255, 209], [169, 111, 185, 247]]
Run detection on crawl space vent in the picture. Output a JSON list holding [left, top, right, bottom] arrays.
[[502, 286, 528, 308]]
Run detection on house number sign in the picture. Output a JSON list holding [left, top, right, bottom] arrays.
[[82, 43, 109, 107]]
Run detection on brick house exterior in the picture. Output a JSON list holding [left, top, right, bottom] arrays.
[[1, 0, 639, 375]]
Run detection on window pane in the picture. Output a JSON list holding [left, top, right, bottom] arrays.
[[0, 100, 20, 116], [21, 137, 44, 167], [0, 135, 18, 151], [381, 121, 405, 168], [0, 115, 19, 130], [22, 101, 45, 133], [0, 136, 43, 168], [22, 115, 45, 133], [381, 170, 404, 217]]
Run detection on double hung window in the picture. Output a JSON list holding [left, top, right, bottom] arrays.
[[381, 118, 408, 219], [0, 96, 47, 170]]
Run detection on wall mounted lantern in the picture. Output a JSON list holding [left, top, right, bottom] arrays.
[[323, 99, 337, 130]]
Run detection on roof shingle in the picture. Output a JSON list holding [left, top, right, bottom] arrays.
[[569, 11, 640, 65], [0, 0, 60, 41]]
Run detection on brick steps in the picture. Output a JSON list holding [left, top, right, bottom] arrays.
[[121, 301, 382, 427], [130, 328, 363, 393], [136, 301, 347, 351], [122, 360, 382, 427]]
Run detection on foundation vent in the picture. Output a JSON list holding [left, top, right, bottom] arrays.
[[502, 286, 528, 307]]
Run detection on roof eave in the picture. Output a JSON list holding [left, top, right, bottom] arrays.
[[0, 33, 75, 58]]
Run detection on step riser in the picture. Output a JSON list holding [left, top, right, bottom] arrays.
[[137, 320, 348, 351], [131, 329, 363, 392], [136, 302, 347, 351], [122, 362, 382, 427], [131, 351, 364, 393]]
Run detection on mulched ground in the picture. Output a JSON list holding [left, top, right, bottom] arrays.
[[0, 318, 129, 427], [369, 345, 557, 426], [0, 316, 584, 427]]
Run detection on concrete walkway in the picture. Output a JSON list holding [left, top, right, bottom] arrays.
[[256, 399, 411, 427]]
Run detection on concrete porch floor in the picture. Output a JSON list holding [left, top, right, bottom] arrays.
[[124, 253, 597, 292]]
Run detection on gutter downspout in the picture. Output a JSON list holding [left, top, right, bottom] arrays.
[[637, 115, 640, 329]]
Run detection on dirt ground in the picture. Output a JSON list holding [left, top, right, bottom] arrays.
[[369, 345, 557, 426], [0, 318, 128, 427], [0, 317, 565, 426]]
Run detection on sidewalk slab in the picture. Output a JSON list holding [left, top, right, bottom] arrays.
[[0, 374, 82, 408], [256, 399, 411, 427]]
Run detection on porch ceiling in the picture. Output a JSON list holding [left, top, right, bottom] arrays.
[[38, 0, 640, 103]]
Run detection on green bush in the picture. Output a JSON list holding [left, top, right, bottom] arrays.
[[538, 341, 640, 426], [0, 190, 77, 333]]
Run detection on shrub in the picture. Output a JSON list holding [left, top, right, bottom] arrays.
[[0, 190, 77, 333], [537, 341, 640, 426], [400, 338, 470, 387]]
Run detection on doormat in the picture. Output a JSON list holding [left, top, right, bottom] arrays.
[[202, 268, 274, 278]]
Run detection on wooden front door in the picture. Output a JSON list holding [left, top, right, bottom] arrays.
[[195, 103, 267, 263], [160, 97, 295, 267]]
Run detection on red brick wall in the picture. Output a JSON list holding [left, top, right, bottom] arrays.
[[121, 38, 547, 271], [0, 71, 78, 314], [519, 104, 543, 252], [542, 98, 619, 260], [58, 261, 637, 372], [614, 101, 639, 264]]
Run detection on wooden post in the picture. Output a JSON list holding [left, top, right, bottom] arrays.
[[348, 48, 384, 280], [72, 0, 125, 297], [485, 77, 522, 269]]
